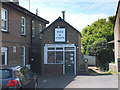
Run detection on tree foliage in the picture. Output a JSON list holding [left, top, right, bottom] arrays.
[[81, 16, 115, 55], [87, 38, 112, 71]]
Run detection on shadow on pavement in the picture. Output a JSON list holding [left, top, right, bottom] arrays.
[[37, 75, 76, 88]]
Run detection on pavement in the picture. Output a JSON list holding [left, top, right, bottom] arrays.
[[37, 74, 118, 88]]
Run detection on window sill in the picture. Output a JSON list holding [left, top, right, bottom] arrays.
[[21, 34, 26, 36], [1, 30, 9, 33]]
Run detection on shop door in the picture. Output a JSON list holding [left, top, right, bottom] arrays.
[[65, 52, 74, 74]]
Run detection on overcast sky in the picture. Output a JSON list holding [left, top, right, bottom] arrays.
[[19, 0, 118, 32]]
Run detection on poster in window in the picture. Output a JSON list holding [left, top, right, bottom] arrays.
[[55, 28, 66, 42]]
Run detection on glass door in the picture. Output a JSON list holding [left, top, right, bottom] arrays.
[[65, 51, 74, 74]]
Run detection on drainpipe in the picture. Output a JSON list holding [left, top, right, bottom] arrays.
[[30, 10, 38, 64]]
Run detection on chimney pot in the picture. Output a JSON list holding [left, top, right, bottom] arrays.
[[62, 11, 65, 20], [36, 9, 38, 16]]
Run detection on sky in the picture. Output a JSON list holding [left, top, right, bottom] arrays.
[[19, 0, 119, 32]]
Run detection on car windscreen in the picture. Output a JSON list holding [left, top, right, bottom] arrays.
[[0, 69, 12, 79]]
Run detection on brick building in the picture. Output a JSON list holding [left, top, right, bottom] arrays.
[[114, 0, 120, 72], [0, 1, 49, 72], [41, 16, 86, 75]]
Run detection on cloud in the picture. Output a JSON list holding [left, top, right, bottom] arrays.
[[19, 0, 118, 32], [37, 9, 109, 32]]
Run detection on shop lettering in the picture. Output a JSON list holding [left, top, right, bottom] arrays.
[[57, 31, 63, 33], [56, 37, 64, 39]]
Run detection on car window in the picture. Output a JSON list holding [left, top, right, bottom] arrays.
[[0, 69, 12, 79]]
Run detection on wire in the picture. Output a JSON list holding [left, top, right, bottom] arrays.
[[72, 0, 96, 22]]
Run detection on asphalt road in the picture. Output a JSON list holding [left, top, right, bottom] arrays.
[[37, 74, 118, 88]]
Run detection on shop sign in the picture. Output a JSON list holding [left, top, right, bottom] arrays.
[[55, 28, 65, 42]]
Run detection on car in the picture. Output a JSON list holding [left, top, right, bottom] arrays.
[[0, 65, 38, 90]]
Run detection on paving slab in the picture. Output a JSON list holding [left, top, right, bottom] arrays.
[[37, 74, 118, 89]]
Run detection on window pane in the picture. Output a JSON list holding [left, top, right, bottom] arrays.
[[56, 48, 63, 50], [2, 52, 5, 65], [65, 47, 74, 50], [5, 11, 7, 19], [21, 26, 24, 34], [1, 21, 5, 30], [0, 69, 11, 79], [56, 52, 63, 63], [1, 10, 5, 19], [48, 48, 55, 50], [47, 51, 55, 63], [39, 24, 42, 32]]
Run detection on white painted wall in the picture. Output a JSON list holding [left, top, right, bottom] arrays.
[[84, 55, 96, 66]]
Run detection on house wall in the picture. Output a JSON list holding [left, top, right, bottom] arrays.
[[0, 1, 2, 64], [41, 19, 83, 75], [114, 3, 120, 72], [1, 3, 46, 66]]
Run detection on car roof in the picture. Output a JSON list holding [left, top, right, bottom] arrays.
[[0, 65, 22, 70]]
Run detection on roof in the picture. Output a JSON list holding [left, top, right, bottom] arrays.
[[42, 17, 82, 37], [2, 2, 49, 24], [113, 0, 120, 30]]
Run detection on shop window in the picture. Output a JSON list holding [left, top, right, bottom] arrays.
[[21, 16, 26, 35], [47, 51, 55, 63], [48, 48, 55, 50], [47, 51, 63, 64], [56, 48, 63, 50], [56, 52, 63, 63], [1, 8, 8, 32]]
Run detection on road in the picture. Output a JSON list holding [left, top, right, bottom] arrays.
[[37, 74, 118, 89]]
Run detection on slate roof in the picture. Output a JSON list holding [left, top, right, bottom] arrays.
[[42, 17, 82, 37], [2, 2, 49, 24]]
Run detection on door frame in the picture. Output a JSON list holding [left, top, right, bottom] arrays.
[[1, 47, 8, 65], [63, 46, 76, 75]]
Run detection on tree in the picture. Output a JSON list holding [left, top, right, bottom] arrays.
[[81, 16, 115, 55], [87, 38, 112, 71]]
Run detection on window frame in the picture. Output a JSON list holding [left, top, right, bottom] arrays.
[[1, 47, 8, 65], [1, 8, 8, 32], [21, 16, 26, 35], [32, 20, 35, 37], [39, 24, 42, 39], [21, 46, 25, 66], [44, 45, 75, 64]]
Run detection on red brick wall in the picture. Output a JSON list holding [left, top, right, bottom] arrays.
[[41, 18, 83, 75], [1, 3, 47, 65], [43, 64, 63, 75]]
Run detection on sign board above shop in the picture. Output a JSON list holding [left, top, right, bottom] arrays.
[[55, 28, 66, 42]]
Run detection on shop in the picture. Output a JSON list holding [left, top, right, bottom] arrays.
[[41, 16, 86, 75]]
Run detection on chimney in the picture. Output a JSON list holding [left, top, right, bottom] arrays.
[[13, 0, 19, 5], [62, 11, 65, 20], [36, 9, 38, 16]]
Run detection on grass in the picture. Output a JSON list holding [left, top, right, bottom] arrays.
[[88, 67, 113, 75], [108, 70, 117, 74], [110, 62, 115, 64]]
